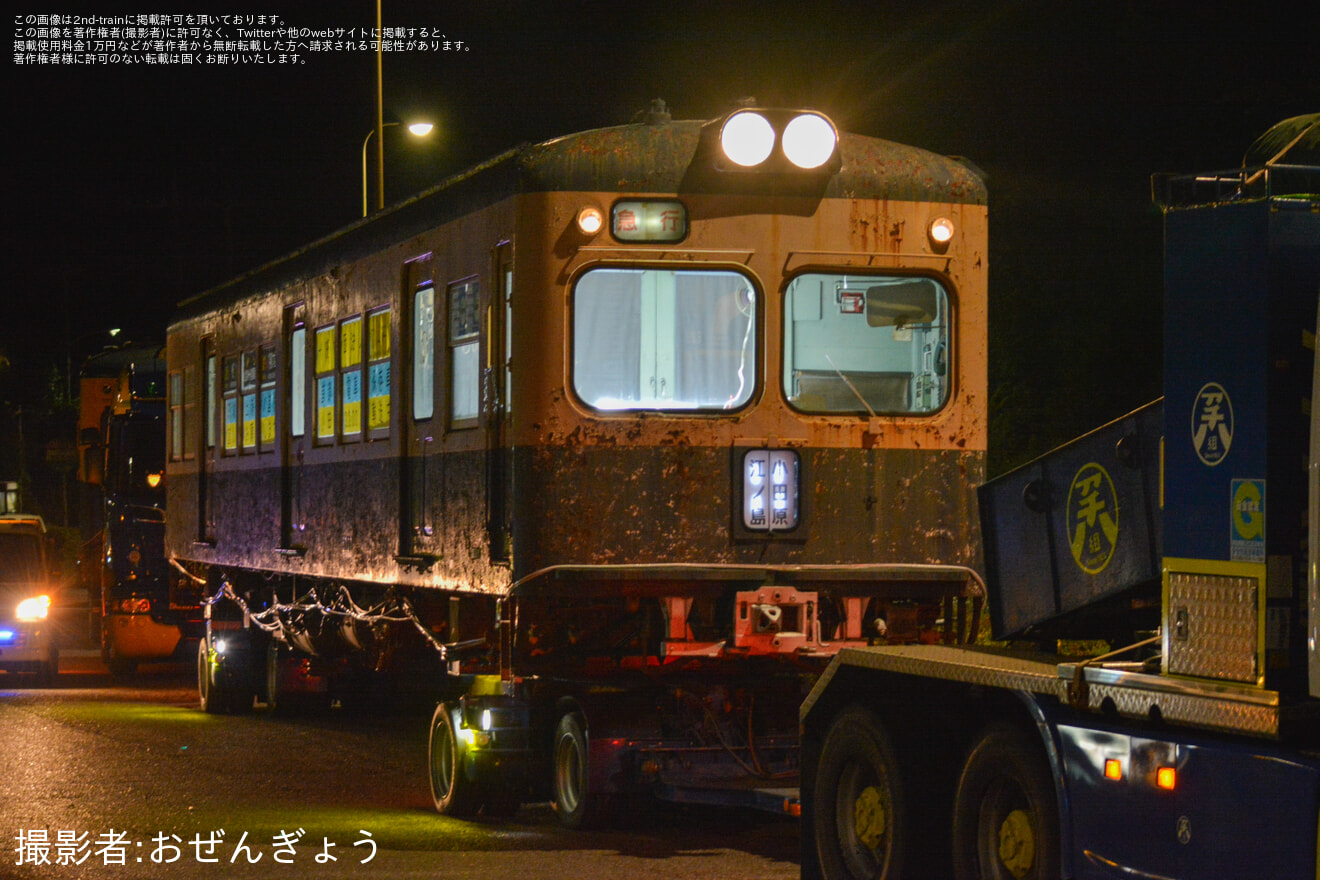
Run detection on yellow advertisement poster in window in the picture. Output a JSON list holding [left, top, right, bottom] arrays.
[[317, 376, 335, 439], [368, 363, 390, 429], [343, 370, 362, 435], [341, 316, 362, 368], [224, 397, 238, 450], [368, 309, 391, 431], [242, 394, 257, 449], [315, 326, 336, 374], [260, 389, 276, 445]]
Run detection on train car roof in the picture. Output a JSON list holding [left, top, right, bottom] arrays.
[[173, 117, 986, 325]]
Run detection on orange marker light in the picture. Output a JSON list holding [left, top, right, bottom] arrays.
[[1104, 759, 1123, 781], [1156, 766, 1177, 790]]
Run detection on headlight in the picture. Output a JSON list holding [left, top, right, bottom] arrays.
[[781, 113, 838, 169], [720, 111, 777, 167], [15, 595, 51, 622]]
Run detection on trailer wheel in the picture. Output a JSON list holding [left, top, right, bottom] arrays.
[[429, 702, 481, 817], [812, 706, 906, 880], [952, 724, 1060, 880], [552, 710, 606, 829], [197, 635, 250, 714]]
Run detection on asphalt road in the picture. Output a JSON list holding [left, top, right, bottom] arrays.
[[0, 652, 801, 880]]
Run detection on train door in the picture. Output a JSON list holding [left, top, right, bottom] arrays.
[[399, 256, 439, 564], [486, 242, 513, 564], [279, 303, 307, 552]]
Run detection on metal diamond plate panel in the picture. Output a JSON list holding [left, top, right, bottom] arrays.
[[1166, 571, 1258, 683]]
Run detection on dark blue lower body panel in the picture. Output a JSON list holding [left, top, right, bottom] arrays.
[[1047, 707, 1320, 879]]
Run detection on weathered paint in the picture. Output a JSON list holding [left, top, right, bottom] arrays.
[[165, 112, 989, 654]]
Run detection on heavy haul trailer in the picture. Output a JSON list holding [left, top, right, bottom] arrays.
[[167, 104, 991, 824], [801, 114, 1320, 879]]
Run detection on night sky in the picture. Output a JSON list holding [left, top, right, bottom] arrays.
[[4, 0, 1318, 480]]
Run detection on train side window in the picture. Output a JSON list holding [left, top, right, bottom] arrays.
[[782, 273, 950, 415], [572, 267, 757, 412], [168, 370, 186, 461], [241, 351, 259, 452], [449, 279, 480, 426], [259, 344, 277, 450], [314, 324, 337, 443], [413, 285, 435, 421], [367, 306, 391, 436], [340, 315, 364, 442], [289, 325, 306, 438], [221, 355, 239, 454]]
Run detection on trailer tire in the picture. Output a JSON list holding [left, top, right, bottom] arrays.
[[952, 724, 1060, 880], [552, 710, 607, 829], [812, 705, 906, 880], [429, 702, 481, 817], [197, 635, 250, 714]]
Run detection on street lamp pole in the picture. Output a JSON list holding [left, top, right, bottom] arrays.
[[363, 123, 395, 217], [361, 122, 435, 217], [375, 0, 384, 214]]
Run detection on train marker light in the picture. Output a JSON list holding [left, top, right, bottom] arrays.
[[782, 112, 838, 169], [720, 111, 776, 167], [1156, 766, 1177, 790], [576, 205, 604, 236], [928, 217, 955, 253], [1104, 758, 1123, 781]]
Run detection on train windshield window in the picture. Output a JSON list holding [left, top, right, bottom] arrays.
[[573, 267, 756, 412], [783, 273, 949, 415]]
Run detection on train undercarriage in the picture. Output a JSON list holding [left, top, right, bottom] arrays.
[[190, 561, 984, 825]]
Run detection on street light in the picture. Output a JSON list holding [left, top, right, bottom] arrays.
[[362, 121, 434, 217]]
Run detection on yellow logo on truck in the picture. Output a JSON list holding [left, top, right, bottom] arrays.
[[1068, 463, 1119, 574]]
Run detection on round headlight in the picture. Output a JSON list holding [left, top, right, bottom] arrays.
[[720, 111, 776, 167], [782, 113, 837, 169]]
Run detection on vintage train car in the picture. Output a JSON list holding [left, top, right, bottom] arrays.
[[165, 102, 989, 823]]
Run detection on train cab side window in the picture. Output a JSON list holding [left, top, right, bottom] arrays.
[[413, 285, 435, 421], [221, 355, 239, 454], [782, 273, 950, 415], [314, 324, 337, 443], [573, 267, 757, 412], [367, 307, 391, 436], [449, 279, 480, 426], [340, 315, 364, 441]]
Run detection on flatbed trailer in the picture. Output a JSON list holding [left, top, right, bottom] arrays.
[[801, 114, 1320, 879]]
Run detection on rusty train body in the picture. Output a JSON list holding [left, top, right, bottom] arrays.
[[166, 105, 989, 822]]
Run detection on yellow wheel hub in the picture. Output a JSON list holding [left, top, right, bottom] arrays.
[[997, 808, 1035, 879], [853, 785, 887, 850]]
